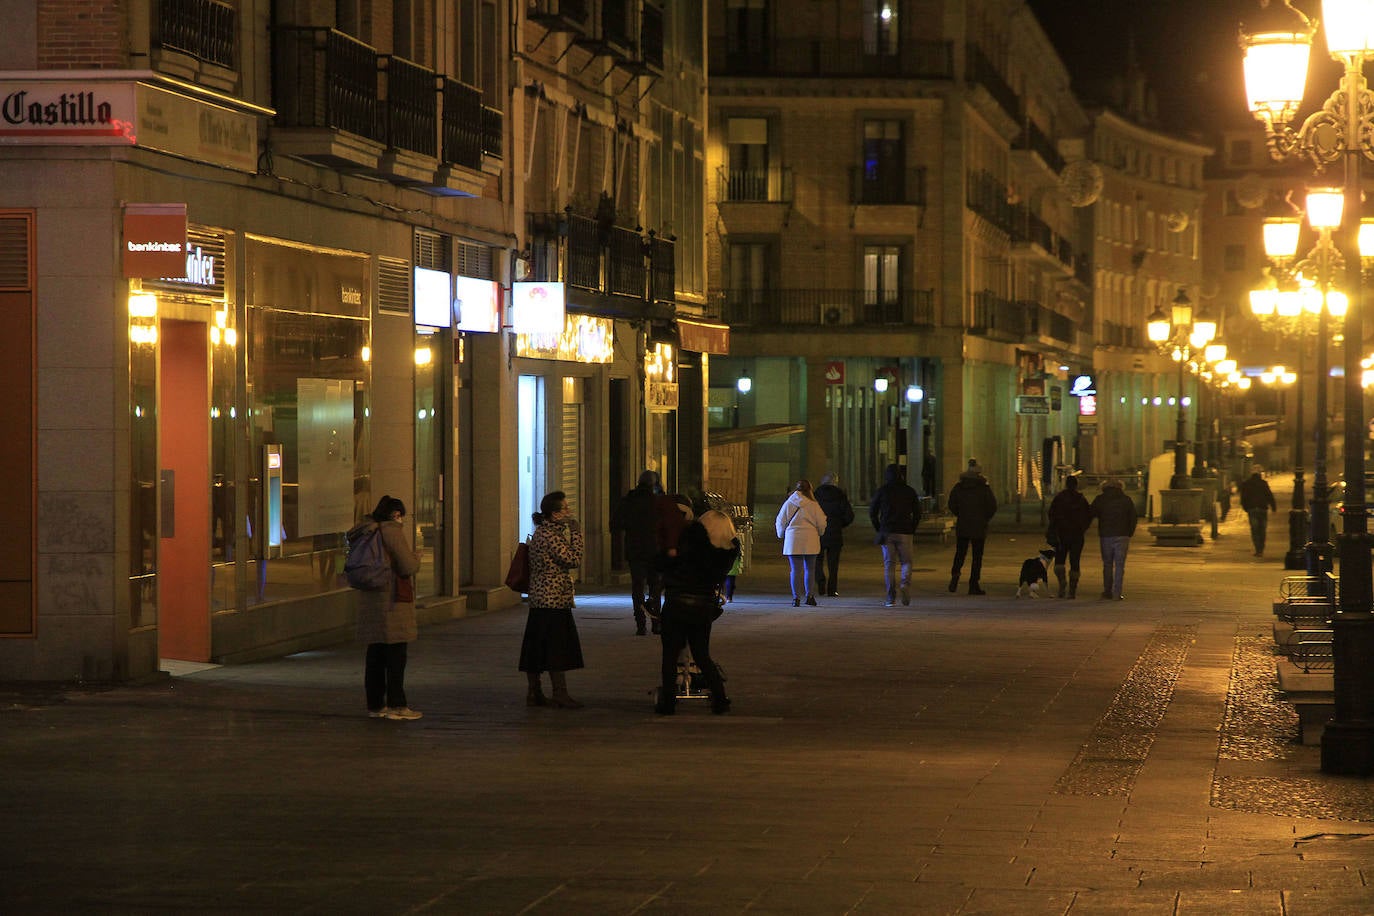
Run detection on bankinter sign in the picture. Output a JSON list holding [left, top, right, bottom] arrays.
[[123, 204, 188, 278]]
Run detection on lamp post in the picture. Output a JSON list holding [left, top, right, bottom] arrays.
[[1241, 0, 1374, 775], [1147, 288, 1216, 490]]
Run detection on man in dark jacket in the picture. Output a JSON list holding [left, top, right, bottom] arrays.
[[1090, 478, 1138, 600], [870, 463, 921, 607], [814, 472, 856, 598], [1238, 468, 1277, 557], [947, 463, 998, 595], [1047, 474, 1093, 598], [611, 470, 664, 635]]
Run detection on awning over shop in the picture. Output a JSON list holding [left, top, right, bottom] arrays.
[[708, 423, 805, 445], [679, 319, 730, 355]]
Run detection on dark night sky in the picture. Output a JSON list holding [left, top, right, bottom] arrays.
[[1027, 0, 1275, 135]]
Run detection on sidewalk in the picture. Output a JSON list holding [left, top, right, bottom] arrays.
[[3, 508, 1373, 914]]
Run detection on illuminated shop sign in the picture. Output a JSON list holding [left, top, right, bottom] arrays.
[[454, 276, 501, 333], [0, 81, 136, 144], [1069, 374, 1097, 397], [516, 314, 614, 363], [511, 281, 566, 335], [1078, 394, 1097, 417], [122, 203, 187, 278], [414, 266, 452, 327]]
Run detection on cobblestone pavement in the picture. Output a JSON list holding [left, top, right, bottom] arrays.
[[3, 501, 1373, 914]]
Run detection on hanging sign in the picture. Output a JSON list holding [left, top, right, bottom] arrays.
[[122, 203, 187, 278]]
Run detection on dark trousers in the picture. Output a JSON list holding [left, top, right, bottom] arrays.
[[365, 642, 408, 710], [1053, 536, 1086, 573], [950, 536, 986, 584], [659, 615, 727, 708], [1246, 509, 1268, 554], [814, 543, 842, 594], [628, 557, 662, 622]]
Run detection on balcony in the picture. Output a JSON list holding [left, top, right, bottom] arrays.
[[380, 55, 438, 176], [528, 0, 591, 33], [273, 28, 385, 169], [965, 44, 1020, 125], [527, 211, 675, 316], [441, 78, 483, 170], [153, 0, 236, 88], [1012, 119, 1065, 176], [718, 167, 793, 203], [850, 167, 927, 206], [719, 289, 936, 328], [710, 39, 953, 79], [1024, 303, 1077, 345], [967, 170, 1015, 234], [1100, 320, 1141, 349], [481, 106, 504, 160], [969, 290, 1023, 339], [1009, 209, 1074, 277]]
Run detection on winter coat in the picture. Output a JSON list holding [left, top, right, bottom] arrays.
[[1090, 486, 1138, 538], [353, 518, 422, 644], [528, 517, 584, 609], [1239, 474, 1277, 513], [869, 467, 921, 538], [774, 491, 828, 556], [815, 483, 856, 547], [947, 472, 998, 539], [661, 520, 741, 624], [1048, 488, 1093, 544], [611, 484, 661, 561]]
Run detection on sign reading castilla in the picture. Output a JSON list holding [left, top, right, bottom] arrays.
[[3, 90, 113, 126], [0, 81, 137, 143]]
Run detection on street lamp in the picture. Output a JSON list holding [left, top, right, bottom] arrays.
[[1241, 0, 1374, 775], [1147, 287, 1216, 489]]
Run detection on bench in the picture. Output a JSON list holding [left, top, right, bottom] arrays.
[[1276, 658, 1335, 745], [912, 515, 955, 547], [1273, 573, 1338, 623]]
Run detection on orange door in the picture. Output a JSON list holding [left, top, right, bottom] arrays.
[[159, 319, 211, 661]]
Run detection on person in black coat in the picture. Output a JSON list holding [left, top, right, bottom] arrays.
[[813, 472, 856, 598], [870, 463, 922, 607], [1239, 469, 1277, 557], [654, 510, 741, 716], [1047, 474, 1093, 598], [611, 469, 664, 635], [947, 462, 998, 595]]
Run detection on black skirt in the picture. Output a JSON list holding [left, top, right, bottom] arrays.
[[518, 606, 585, 672]]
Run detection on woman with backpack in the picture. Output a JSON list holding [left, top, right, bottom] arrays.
[[349, 495, 422, 720]]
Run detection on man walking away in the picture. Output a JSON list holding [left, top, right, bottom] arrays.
[[611, 470, 664, 635], [1239, 468, 1277, 557], [947, 462, 998, 595], [1047, 474, 1093, 598], [1089, 478, 1138, 600], [870, 464, 921, 607], [814, 473, 855, 597]]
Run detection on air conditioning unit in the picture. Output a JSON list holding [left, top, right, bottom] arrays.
[[822, 303, 854, 325]]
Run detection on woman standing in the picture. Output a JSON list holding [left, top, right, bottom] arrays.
[[774, 480, 828, 607], [519, 491, 586, 708], [655, 510, 741, 715], [352, 495, 422, 720]]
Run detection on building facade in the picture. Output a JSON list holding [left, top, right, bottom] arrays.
[[0, 0, 706, 682]]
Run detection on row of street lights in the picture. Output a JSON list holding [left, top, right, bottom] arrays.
[[1241, 0, 1374, 775]]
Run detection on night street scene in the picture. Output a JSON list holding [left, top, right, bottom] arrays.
[[3, 0, 1374, 913]]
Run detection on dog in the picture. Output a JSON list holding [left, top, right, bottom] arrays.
[[1015, 548, 1057, 598]]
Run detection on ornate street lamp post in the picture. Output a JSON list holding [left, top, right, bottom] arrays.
[[1241, 0, 1374, 775], [1147, 288, 1216, 490]]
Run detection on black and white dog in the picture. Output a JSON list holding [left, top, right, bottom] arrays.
[[1015, 548, 1057, 598]]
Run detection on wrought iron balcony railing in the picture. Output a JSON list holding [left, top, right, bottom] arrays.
[[441, 78, 483, 169], [1024, 303, 1077, 344], [1013, 119, 1065, 175], [850, 166, 927, 206], [711, 39, 953, 79], [382, 55, 437, 158], [719, 289, 935, 327], [648, 235, 675, 302], [527, 211, 674, 303], [969, 290, 1023, 337], [273, 28, 383, 144], [965, 44, 1020, 121], [1100, 320, 1141, 349], [155, 0, 237, 69], [718, 166, 794, 203], [481, 105, 504, 159], [967, 170, 1015, 233]]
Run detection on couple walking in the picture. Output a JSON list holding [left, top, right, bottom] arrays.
[[774, 474, 857, 605], [873, 460, 997, 600]]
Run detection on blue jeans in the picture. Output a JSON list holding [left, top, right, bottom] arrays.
[[787, 554, 815, 600], [1099, 536, 1131, 598], [881, 533, 913, 601]]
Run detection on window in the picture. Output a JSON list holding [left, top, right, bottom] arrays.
[[863, 0, 899, 56], [861, 119, 905, 203], [729, 241, 772, 298], [863, 245, 902, 306], [726, 117, 769, 200], [726, 0, 768, 55], [1224, 244, 1246, 272]]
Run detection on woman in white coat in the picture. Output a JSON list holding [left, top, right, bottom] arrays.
[[775, 479, 828, 607]]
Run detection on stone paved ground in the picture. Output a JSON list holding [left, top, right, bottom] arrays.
[[3, 499, 1372, 914]]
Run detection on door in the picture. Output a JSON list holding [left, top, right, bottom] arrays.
[[159, 320, 211, 661]]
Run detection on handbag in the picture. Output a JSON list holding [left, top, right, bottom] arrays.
[[505, 541, 530, 593]]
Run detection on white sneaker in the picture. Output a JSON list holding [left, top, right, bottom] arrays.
[[367, 707, 389, 718], [385, 707, 423, 720]]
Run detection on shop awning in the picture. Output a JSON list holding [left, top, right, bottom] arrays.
[[679, 319, 730, 355], [708, 423, 805, 446]]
